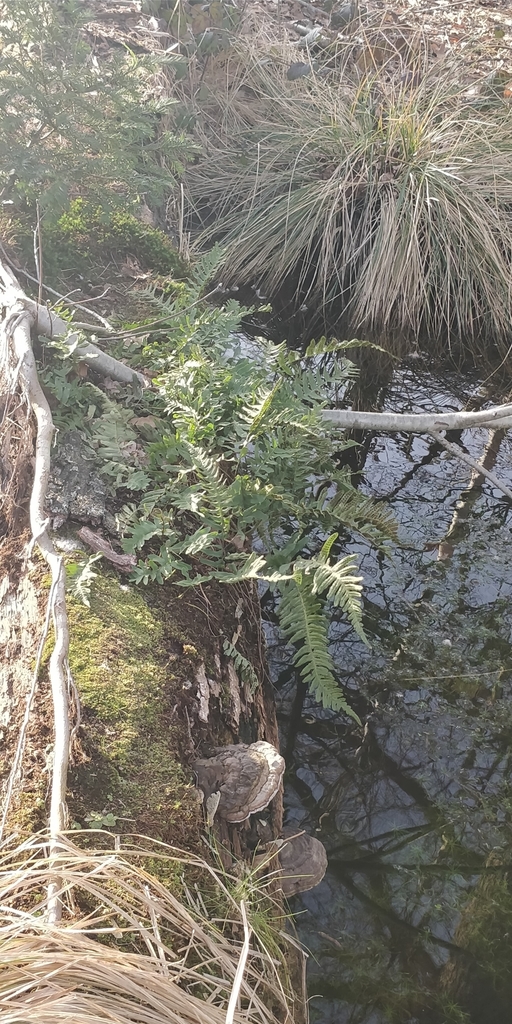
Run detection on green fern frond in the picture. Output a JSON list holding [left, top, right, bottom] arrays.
[[240, 382, 282, 439], [278, 576, 361, 721], [305, 337, 387, 358], [310, 555, 367, 644], [180, 441, 232, 526], [67, 553, 102, 607], [137, 284, 179, 317], [213, 551, 267, 582], [190, 243, 225, 299], [222, 638, 259, 692], [328, 486, 398, 547], [318, 532, 338, 563]]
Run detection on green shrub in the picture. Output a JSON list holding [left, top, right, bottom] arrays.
[[39, 199, 188, 280], [0, 0, 192, 214]]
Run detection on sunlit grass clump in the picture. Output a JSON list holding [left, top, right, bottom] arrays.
[[0, 832, 295, 1024], [187, 39, 512, 356]]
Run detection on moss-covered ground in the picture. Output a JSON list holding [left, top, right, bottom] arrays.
[[67, 570, 201, 850]]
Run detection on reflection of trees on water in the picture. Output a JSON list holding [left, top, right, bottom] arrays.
[[267, 369, 512, 1024]]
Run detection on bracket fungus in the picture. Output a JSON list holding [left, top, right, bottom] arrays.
[[194, 740, 285, 825], [275, 829, 328, 896]]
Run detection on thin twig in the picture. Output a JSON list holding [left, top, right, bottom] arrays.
[[430, 430, 512, 501], [14, 265, 114, 331], [35, 201, 43, 310], [104, 285, 225, 341]]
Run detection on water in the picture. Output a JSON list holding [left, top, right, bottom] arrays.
[[266, 366, 512, 1024]]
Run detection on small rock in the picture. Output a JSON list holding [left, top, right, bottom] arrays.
[[287, 62, 312, 81]]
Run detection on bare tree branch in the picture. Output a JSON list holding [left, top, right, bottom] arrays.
[[2, 302, 69, 923], [0, 261, 148, 387], [322, 405, 512, 432], [430, 430, 512, 501]]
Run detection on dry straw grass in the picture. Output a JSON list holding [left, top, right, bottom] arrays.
[[185, 29, 512, 357], [0, 831, 297, 1024]]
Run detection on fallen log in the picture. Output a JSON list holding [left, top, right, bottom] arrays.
[[322, 405, 512, 432]]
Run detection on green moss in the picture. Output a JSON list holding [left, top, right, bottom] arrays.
[[67, 573, 200, 849], [19, 198, 188, 285]]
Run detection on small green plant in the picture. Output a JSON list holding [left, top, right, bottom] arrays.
[[36, 200, 188, 282], [40, 250, 395, 716], [84, 810, 118, 828], [66, 553, 103, 608], [111, 250, 397, 716], [0, 0, 193, 214], [222, 638, 259, 693]]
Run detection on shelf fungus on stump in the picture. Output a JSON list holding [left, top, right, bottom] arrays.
[[275, 830, 328, 896], [194, 741, 285, 826]]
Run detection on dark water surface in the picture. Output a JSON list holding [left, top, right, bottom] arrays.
[[266, 366, 512, 1024]]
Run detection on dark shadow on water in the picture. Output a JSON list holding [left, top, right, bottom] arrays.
[[264, 362, 512, 1024]]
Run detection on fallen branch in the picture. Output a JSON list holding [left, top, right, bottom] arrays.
[[0, 261, 148, 387], [430, 430, 512, 502], [322, 405, 512, 432], [77, 527, 137, 574], [1, 300, 69, 923], [15, 264, 114, 331]]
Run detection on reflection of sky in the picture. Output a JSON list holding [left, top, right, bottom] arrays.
[[269, 367, 512, 1024]]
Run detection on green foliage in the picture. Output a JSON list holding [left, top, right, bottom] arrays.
[[33, 200, 188, 282], [66, 553, 103, 608], [222, 638, 259, 693], [187, 38, 512, 355], [114, 258, 395, 713], [142, 0, 241, 60], [0, 0, 193, 214], [278, 575, 361, 720], [40, 251, 395, 713]]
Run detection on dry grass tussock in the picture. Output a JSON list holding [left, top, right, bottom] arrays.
[[0, 831, 297, 1024], [185, 29, 512, 357]]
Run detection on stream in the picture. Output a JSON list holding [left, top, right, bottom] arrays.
[[265, 364, 512, 1024]]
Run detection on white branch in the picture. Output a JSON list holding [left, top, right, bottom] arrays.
[[430, 430, 512, 502], [1, 266, 71, 923], [322, 405, 512, 432], [10, 313, 69, 923], [0, 261, 148, 387]]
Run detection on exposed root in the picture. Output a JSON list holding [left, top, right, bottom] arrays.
[[1, 298, 69, 922], [0, 259, 148, 387]]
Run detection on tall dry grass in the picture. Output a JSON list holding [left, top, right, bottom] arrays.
[[0, 831, 297, 1023], [185, 32, 512, 357]]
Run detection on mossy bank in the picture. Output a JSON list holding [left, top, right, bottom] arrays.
[[66, 571, 201, 848]]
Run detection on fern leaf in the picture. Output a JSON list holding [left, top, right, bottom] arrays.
[[240, 382, 282, 439], [327, 486, 398, 547], [214, 552, 268, 583], [318, 532, 338, 563], [180, 441, 232, 526], [67, 553, 102, 607], [222, 638, 259, 692], [278, 577, 361, 722], [311, 554, 367, 644], [305, 337, 387, 358], [190, 243, 225, 299]]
